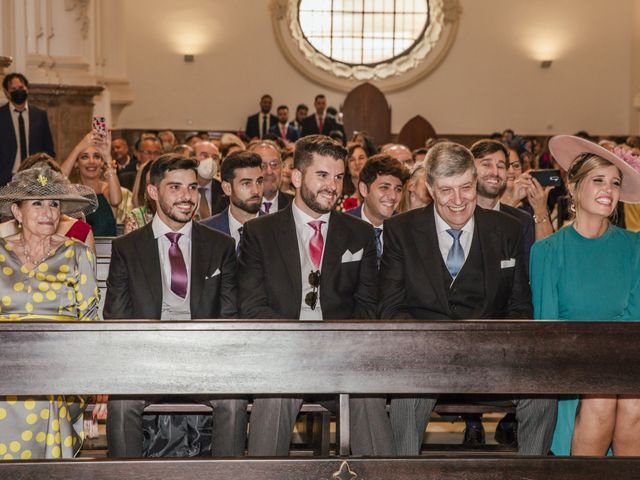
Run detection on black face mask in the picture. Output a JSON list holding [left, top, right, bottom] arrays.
[[10, 89, 28, 105]]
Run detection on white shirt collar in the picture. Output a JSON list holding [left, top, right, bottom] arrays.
[[152, 214, 193, 240], [291, 201, 331, 227], [12, 102, 29, 113], [228, 208, 258, 233], [360, 206, 382, 229], [433, 206, 475, 235]]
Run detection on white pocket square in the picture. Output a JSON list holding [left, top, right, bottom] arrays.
[[500, 258, 516, 269], [341, 248, 363, 263], [205, 268, 221, 279]]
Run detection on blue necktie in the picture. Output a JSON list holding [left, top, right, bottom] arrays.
[[236, 226, 244, 257], [446, 229, 465, 279], [374, 227, 383, 268]]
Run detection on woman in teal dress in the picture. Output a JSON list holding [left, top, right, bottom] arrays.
[[530, 135, 640, 456]]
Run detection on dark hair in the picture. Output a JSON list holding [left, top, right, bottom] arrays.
[[296, 104, 308, 112], [314, 94, 326, 103], [294, 135, 347, 172], [19, 153, 61, 173], [412, 148, 428, 162], [276, 105, 288, 112], [470, 139, 509, 164], [135, 135, 161, 152], [2, 72, 29, 90], [326, 106, 338, 116], [261, 94, 273, 101], [149, 154, 198, 187], [221, 151, 262, 183], [358, 154, 409, 189]]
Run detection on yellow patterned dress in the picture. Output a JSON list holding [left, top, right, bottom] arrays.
[[0, 238, 100, 460]]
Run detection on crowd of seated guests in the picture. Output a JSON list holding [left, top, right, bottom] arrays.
[[2, 79, 640, 461]]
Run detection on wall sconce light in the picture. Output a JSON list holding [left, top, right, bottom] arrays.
[[184, 54, 195, 63], [540, 60, 552, 69]]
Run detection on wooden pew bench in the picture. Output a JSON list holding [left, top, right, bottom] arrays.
[[0, 320, 639, 479]]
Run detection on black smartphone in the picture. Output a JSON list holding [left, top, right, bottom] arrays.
[[529, 169, 562, 187]]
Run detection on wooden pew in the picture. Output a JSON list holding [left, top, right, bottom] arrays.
[[0, 320, 639, 479]]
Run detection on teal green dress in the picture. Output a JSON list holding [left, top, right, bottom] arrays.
[[530, 224, 640, 455]]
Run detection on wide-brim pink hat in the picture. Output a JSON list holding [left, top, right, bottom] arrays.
[[549, 135, 640, 203]]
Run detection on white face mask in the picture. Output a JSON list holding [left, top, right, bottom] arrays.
[[196, 156, 217, 180]]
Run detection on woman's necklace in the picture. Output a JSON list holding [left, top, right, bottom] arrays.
[[21, 235, 52, 266]]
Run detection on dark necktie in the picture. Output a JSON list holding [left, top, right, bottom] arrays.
[[446, 229, 465, 279], [166, 232, 188, 298], [236, 226, 244, 257], [374, 227, 383, 269], [263, 201, 272, 214], [261, 114, 267, 139], [17, 110, 27, 162]]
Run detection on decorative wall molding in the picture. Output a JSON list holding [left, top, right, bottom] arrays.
[[271, 0, 461, 93]]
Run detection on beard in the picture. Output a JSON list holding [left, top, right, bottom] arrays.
[[159, 197, 196, 224], [231, 195, 262, 214], [300, 183, 339, 215], [477, 175, 507, 199]]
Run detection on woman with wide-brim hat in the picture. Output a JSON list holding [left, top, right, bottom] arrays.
[[0, 165, 105, 459], [530, 135, 640, 456]]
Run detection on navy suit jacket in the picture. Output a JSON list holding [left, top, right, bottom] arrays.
[[201, 207, 264, 236], [269, 123, 300, 142], [346, 205, 363, 219], [245, 112, 278, 139], [0, 103, 55, 186], [499, 203, 535, 275]]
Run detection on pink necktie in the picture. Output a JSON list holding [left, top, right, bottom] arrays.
[[166, 232, 188, 298], [308, 220, 325, 269]]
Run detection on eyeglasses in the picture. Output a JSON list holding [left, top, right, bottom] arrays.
[[261, 160, 282, 170], [305, 270, 320, 310]]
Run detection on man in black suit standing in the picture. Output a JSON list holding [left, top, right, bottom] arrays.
[[248, 140, 293, 214], [239, 135, 394, 457], [300, 94, 338, 137], [104, 153, 247, 458], [201, 150, 264, 250], [0, 72, 55, 186], [379, 142, 556, 456], [245, 94, 278, 140], [269, 105, 300, 143]]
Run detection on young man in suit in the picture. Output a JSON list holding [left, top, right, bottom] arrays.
[[245, 94, 278, 140], [269, 105, 300, 143], [300, 94, 338, 137], [201, 150, 264, 251], [248, 140, 293, 213], [379, 142, 556, 456], [104, 153, 247, 458], [0, 72, 55, 186], [238, 135, 394, 456], [347, 154, 408, 266]]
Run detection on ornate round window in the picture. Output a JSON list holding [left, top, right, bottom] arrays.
[[271, 0, 462, 92]]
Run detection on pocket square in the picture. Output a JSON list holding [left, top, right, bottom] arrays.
[[341, 248, 363, 263], [500, 258, 516, 269], [205, 268, 221, 279]]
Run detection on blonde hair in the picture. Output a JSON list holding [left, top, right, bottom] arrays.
[[568, 153, 621, 223], [397, 166, 428, 213]]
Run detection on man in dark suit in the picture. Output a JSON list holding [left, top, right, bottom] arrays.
[[0, 72, 55, 186], [194, 140, 227, 217], [347, 154, 408, 266], [245, 94, 278, 140], [269, 105, 299, 143], [300, 94, 338, 137], [379, 142, 556, 456], [291, 103, 308, 135], [201, 150, 264, 249], [248, 139, 293, 213], [104, 153, 247, 458], [239, 135, 394, 457]]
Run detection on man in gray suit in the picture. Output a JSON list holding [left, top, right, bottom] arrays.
[[378, 142, 556, 456]]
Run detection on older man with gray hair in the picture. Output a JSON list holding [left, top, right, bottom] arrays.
[[378, 141, 556, 456]]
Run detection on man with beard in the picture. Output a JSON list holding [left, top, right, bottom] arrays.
[[239, 135, 394, 457], [248, 139, 293, 214], [201, 150, 264, 249], [379, 142, 555, 457], [245, 94, 278, 140], [0, 72, 55, 186], [104, 153, 248, 458]]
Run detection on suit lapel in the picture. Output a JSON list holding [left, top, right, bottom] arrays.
[[190, 223, 206, 314], [320, 211, 344, 294], [276, 207, 303, 306], [221, 207, 231, 236], [135, 224, 163, 314], [473, 209, 501, 317], [413, 205, 450, 313]]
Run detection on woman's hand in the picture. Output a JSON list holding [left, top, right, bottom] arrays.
[[92, 394, 108, 420], [526, 175, 554, 215]]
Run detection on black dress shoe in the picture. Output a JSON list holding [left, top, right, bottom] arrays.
[[463, 423, 486, 446], [494, 414, 517, 446]]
